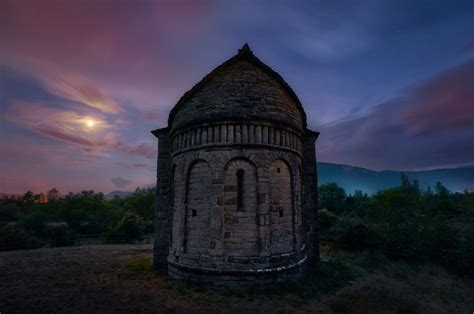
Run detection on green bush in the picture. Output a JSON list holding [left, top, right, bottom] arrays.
[[114, 212, 145, 243], [19, 210, 48, 237], [329, 217, 377, 249], [319, 183, 347, 214], [48, 224, 78, 247], [0, 225, 41, 251], [318, 208, 338, 233]]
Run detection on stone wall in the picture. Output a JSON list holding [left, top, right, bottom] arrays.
[[168, 146, 305, 274], [152, 128, 171, 270], [302, 130, 319, 264]]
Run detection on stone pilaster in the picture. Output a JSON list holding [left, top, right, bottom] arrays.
[[302, 129, 319, 264], [152, 127, 171, 270]]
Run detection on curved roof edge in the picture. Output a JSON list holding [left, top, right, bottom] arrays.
[[168, 43, 308, 129]]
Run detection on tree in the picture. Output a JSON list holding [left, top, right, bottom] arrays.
[[115, 212, 145, 243], [47, 188, 60, 201], [435, 181, 449, 197], [124, 187, 156, 221], [400, 173, 411, 190], [20, 191, 35, 212], [318, 183, 347, 214]]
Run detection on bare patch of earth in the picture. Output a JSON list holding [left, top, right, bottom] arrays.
[[0, 245, 472, 313]]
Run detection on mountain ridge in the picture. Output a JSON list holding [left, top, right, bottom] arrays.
[[318, 162, 474, 194]]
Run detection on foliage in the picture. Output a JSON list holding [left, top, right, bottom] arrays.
[[0, 175, 472, 277], [0, 187, 155, 250], [123, 187, 155, 221], [0, 225, 41, 251], [318, 208, 338, 230], [48, 224, 78, 247], [319, 176, 474, 275], [277, 252, 356, 298], [114, 212, 145, 243], [318, 183, 346, 214]]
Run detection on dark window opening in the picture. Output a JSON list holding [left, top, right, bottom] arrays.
[[277, 168, 281, 173], [192, 209, 197, 216], [279, 210, 283, 217], [236, 169, 244, 210]]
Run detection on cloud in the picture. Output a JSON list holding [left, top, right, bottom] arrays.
[[4, 100, 156, 159], [115, 162, 155, 172], [104, 132, 156, 159], [401, 60, 474, 135], [0, 0, 212, 112], [43, 72, 122, 114], [111, 177, 133, 189], [318, 61, 474, 170], [5, 100, 110, 151]]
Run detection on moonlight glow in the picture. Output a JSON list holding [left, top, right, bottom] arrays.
[[86, 119, 95, 128]]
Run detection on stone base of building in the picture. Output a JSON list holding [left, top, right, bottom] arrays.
[[167, 255, 308, 289]]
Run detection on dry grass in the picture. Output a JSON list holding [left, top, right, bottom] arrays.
[[0, 244, 472, 313]]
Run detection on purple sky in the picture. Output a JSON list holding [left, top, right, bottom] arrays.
[[0, 0, 473, 194]]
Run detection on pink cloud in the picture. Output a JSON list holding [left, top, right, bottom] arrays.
[[318, 61, 474, 171], [4, 100, 156, 159], [115, 162, 155, 172], [402, 60, 474, 136], [43, 72, 122, 114], [0, 0, 212, 112]]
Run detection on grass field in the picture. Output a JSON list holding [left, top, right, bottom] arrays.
[[1, 244, 473, 313]]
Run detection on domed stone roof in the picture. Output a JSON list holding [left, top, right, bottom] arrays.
[[168, 44, 308, 133]]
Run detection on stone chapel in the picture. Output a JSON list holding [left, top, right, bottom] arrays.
[[152, 43, 319, 287]]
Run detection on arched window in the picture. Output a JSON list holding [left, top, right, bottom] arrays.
[[184, 160, 211, 254], [223, 158, 258, 256], [236, 169, 244, 211], [269, 159, 294, 254]]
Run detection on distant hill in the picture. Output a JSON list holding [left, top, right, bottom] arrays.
[[318, 162, 474, 195], [105, 191, 133, 199]]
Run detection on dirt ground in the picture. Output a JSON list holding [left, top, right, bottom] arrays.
[[1, 245, 473, 313]]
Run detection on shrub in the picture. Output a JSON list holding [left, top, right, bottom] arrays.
[[0, 225, 41, 251], [48, 224, 78, 247], [318, 208, 338, 233], [115, 212, 145, 243], [19, 210, 48, 237], [329, 217, 377, 249], [319, 183, 347, 214]]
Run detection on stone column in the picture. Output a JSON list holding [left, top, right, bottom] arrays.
[[302, 129, 319, 264], [152, 127, 171, 270]]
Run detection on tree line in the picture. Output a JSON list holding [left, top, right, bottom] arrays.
[[318, 174, 474, 275], [0, 188, 155, 250], [1, 175, 473, 275]]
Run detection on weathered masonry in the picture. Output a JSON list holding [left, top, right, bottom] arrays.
[[152, 44, 319, 287]]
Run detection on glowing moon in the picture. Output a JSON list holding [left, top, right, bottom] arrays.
[[86, 119, 95, 128]]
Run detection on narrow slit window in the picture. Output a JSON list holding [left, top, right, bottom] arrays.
[[236, 169, 244, 211]]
